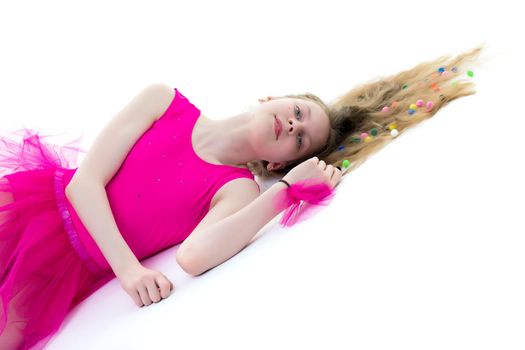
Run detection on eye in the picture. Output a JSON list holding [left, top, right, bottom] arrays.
[[295, 105, 303, 149], [294, 105, 302, 120]]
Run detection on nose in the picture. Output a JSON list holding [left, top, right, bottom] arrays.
[[286, 118, 301, 135]]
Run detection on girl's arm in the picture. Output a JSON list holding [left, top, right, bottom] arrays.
[[66, 180, 139, 275], [178, 158, 340, 276], [66, 83, 175, 277], [177, 180, 288, 276]]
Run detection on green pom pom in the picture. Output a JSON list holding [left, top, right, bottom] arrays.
[[467, 70, 474, 77], [342, 159, 350, 168], [370, 128, 378, 136], [402, 84, 408, 89], [351, 137, 361, 144]]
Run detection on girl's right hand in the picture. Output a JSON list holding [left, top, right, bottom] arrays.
[[282, 156, 342, 190], [116, 263, 174, 307]]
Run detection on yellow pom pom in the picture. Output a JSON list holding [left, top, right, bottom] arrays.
[[364, 136, 372, 142], [409, 104, 417, 110], [388, 123, 397, 131]]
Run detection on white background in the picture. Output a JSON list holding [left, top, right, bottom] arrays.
[[1, 1, 524, 349]]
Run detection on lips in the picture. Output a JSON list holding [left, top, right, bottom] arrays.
[[274, 116, 282, 140]]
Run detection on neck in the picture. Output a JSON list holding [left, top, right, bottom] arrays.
[[197, 111, 258, 168]]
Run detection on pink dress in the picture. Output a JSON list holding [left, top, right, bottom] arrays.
[[0, 88, 258, 349]]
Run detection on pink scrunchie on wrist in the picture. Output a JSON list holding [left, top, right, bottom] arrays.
[[272, 178, 336, 227]]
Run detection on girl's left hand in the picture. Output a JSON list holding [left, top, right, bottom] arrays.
[[117, 263, 174, 307]]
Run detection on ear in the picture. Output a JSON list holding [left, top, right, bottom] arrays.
[[258, 96, 273, 104], [267, 161, 287, 172]]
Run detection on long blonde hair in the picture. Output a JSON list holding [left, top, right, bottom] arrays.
[[247, 45, 485, 179]]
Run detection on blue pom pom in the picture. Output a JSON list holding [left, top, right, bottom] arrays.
[[337, 145, 344, 151], [407, 109, 416, 116], [438, 67, 445, 73]]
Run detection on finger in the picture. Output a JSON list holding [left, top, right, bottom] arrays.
[[333, 169, 342, 187], [132, 290, 143, 307], [331, 165, 341, 179], [332, 172, 341, 187], [258, 96, 272, 103], [148, 279, 162, 303], [155, 274, 171, 293], [327, 166, 336, 187], [318, 160, 326, 169], [138, 285, 152, 306], [156, 277, 172, 299], [325, 164, 335, 178]]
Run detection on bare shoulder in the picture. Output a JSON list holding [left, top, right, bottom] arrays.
[[145, 83, 176, 121], [211, 177, 260, 209]]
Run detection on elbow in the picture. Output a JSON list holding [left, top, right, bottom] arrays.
[[176, 249, 204, 277], [65, 182, 77, 200], [64, 175, 94, 200]]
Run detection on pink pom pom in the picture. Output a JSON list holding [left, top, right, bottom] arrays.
[[426, 101, 434, 110], [360, 132, 368, 139], [382, 106, 390, 113], [416, 100, 424, 107]]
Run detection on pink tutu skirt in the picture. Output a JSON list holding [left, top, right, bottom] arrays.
[[0, 129, 113, 349]]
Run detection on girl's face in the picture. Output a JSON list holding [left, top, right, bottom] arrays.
[[253, 97, 330, 170]]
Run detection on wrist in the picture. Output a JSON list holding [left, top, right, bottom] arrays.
[[278, 179, 291, 188], [115, 259, 142, 278]]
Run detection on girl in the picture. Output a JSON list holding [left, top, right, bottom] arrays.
[[0, 46, 483, 349]]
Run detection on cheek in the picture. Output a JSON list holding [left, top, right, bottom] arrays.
[[284, 139, 299, 158]]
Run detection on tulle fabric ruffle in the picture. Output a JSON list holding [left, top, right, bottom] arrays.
[[272, 178, 336, 227], [0, 128, 112, 349]]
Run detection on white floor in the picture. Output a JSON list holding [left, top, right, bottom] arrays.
[[1, 1, 524, 349], [48, 87, 525, 349]]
